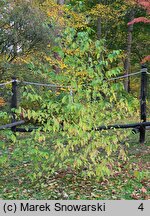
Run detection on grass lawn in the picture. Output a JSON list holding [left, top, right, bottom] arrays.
[[0, 130, 150, 200]]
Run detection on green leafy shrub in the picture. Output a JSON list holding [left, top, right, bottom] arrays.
[[0, 28, 139, 181]]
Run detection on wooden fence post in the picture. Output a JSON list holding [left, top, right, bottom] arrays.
[[11, 77, 17, 132], [139, 65, 147, 144]]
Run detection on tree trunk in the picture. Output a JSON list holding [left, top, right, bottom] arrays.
[[57, 0, 65, 5], [97, 17, 102, 40], [124, 9, 134, 92], [97, 0, 102, 40], [53, 0, 65, 73]]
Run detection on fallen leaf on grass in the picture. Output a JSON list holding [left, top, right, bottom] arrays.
[[91, 193, 100, 198], [131, 192, 141, 200], [112, 189, 116, 194], [140, 187, 147, 193]]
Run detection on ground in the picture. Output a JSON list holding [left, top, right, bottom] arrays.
[[0, 130, 149, 200]]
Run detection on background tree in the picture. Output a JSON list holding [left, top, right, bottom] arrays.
[[0, 0, 52, 79], [124, 8, 135, 92], [127, 0, 150, 63]]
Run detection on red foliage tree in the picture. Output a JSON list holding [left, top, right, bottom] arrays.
[[137, 0, 150, 13], [128, 0, 150, 63], [128, 0, 150, 25], [128, 17, 150, 25]]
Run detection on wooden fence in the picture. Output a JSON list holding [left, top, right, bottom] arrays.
[[0, 65, 149, 144]]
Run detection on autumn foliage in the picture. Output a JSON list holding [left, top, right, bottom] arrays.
[[128, 17, 150, 25], [141, 55, 150, 63], [128, 0, 150, 25], [127, 0, 150, 62], [137, 0, 150, 13]]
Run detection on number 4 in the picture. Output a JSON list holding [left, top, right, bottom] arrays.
[[138, 203, 144, 211]]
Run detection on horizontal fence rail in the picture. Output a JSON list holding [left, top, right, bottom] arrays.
[[0, 120, 25, 130], [94, 121, 150, 131]]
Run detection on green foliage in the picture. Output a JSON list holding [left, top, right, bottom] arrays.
[[0, 28, 139, 182], [1, 1, 51, 55]]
